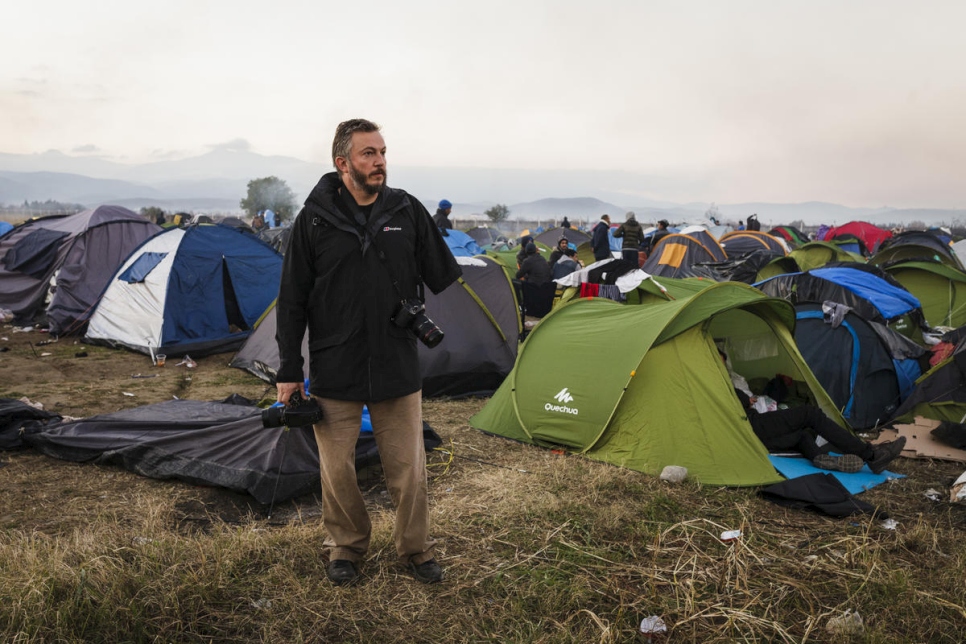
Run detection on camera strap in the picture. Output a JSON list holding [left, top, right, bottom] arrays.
[[371, 235, 424, 303]]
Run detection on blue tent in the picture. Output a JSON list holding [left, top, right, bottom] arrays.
[[0, 221, 13, 238], [443, 229, 483, 257], [85, 225, 283, 357]]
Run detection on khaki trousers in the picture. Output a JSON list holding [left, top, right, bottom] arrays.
[[311, 391, 436, 565]]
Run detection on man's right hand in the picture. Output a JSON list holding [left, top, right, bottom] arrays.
[[276, 381, 303, 406]]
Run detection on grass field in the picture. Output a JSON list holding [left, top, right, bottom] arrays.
[[2, 330, 966, 642]]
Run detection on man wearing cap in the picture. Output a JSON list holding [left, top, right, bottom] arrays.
[[591, 214, 612, 262], [433, 199, 453, 231]]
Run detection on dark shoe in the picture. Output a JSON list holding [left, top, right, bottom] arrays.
[[326, 559, 359, 586], [867, 436, 907, 474], [813, 453, 865, 473], [407, 558, 443, 584]]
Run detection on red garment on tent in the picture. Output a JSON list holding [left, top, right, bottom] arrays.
[[580, 283, 600, 298]]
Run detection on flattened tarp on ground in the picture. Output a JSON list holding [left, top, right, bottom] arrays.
[[22, 398, 441, 504]]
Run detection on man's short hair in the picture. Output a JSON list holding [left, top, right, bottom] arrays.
[[332, 119, 381, 168], [563, 247, 576, 257]]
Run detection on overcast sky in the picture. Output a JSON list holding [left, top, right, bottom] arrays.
[[3, 0, 965, 208]]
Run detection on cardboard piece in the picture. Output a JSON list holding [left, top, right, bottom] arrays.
[[877, 416, 966, 463]]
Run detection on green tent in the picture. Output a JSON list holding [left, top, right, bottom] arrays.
[[884, 261, 966, 329], [471, 282, 847, 486], [757, 241, 865, 281]]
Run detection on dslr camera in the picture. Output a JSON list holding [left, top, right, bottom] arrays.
[[261, 390, 324, 428], [393, 299, 444, 348]]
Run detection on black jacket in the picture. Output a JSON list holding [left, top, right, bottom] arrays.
[[591, 221, 611, 260], [276, 172, 461, 401], [433, 209, 453, 230], [612, 218, 644, 250], [516, 253, 552, 285]]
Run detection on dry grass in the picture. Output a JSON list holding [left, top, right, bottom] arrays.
[[3, 337, 966, 641]]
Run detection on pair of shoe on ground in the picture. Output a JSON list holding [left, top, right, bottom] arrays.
[[326, 558, 443, 586], [812, 436, 907, 475]]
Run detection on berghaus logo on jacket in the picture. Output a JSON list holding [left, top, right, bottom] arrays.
[[545, 387, 578, 415]]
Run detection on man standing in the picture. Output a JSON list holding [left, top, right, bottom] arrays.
[[591, 214, 612, 261], [275, 119, 461, 586], [612, 211, 644, 265], [647, 219, 671, 254], [433, 199, 453, 231]]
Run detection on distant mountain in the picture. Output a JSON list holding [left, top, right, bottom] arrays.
[[1, 149, 965, 227]]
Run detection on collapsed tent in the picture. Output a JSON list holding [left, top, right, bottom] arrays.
[[640, 232, 727, 278], [22, 398, 441, 504], [85, 224, 282, 357], [883, 261, 966, 329], [257, 226, 293, 255], [230, 255, 521, 397], [471, 282, 848, 486], [870, 231, 962, 270], [0, 206, 161, 332]]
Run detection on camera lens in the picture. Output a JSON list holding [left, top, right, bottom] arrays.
[[261, 405, 285, 428], [413, 314, 444, 348]]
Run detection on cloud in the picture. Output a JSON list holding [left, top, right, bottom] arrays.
[[71, 144, 102, 154]]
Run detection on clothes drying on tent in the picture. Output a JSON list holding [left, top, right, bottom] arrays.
[[22, 398, 441, 504], [471, 281, 850, 487], [0, 206, 161, 332], [85, 224, 282, 357], [230, 255, 521, 397]]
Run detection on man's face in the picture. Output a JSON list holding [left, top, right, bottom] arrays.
[[341, 131, 387, 196], [559, 240, 568, 250]]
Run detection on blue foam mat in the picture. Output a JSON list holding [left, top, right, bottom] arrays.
[[768, 455, 904, 494]]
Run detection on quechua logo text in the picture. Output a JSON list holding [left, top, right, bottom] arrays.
[[546, 387, 578, 415]]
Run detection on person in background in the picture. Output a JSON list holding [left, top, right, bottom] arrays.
[[551, 247, 581, 280], [647, 219, 671, 254], [263, 209, 277, 228], [251, 211, 266, 231], [591, 214, 612, 261], [721, 349, 906, 474], [516, 242, 552, 285], [612, 211, 644, 265], [548, 236, 571, 268], [561, 216, 572, 229], [433, 199, 453, 231], [275, 118, 461, 587], [516, 234, 535, 268], [737, 219, 745, 231]]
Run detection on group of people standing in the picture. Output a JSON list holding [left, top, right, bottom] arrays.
[[592, 212, 670, 263]]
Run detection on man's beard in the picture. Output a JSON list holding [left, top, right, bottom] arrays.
[[349, 162, 386, 196]]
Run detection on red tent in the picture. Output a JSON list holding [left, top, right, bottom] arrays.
[[823, 221, 892, 254]]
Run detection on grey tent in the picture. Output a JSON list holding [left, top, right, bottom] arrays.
[[0, 206, 161, 334], [230, 255, 522, 397], [22, 398, 441, 504]]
